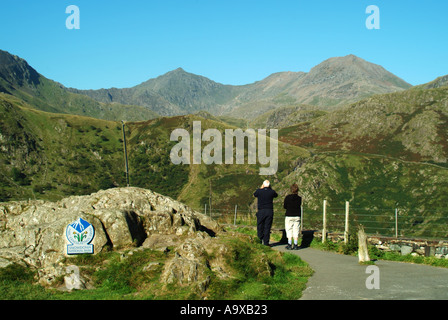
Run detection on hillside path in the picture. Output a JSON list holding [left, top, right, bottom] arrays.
[[273, 244, 448, 300]]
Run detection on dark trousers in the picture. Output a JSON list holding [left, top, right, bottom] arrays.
[[256, 209, 274, 246]]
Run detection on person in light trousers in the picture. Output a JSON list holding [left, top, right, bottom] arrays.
[[283, 183, 302, 250]]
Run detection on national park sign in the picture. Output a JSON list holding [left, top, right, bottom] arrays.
[[66, 218, 95, 255]]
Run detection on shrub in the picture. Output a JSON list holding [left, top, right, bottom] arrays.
[[340, 231, 359, 255]]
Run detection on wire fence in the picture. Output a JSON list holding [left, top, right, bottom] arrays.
[[194, 202, 448, 240]]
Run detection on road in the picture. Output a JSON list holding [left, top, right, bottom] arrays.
[[273, 245, 448, 300]]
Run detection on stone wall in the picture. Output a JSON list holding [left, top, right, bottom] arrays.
[[315, 231, 448, 259]]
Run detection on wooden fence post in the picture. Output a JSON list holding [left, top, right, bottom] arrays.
[[358, 225, 370, 262], [395, 208, 398, 238], [322, 200, 327, 243], [344, 201, 350, 244], [234, 205, 238, 226]]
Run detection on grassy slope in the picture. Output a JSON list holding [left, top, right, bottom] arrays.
[[0, 95, 308, 208], [126, 114, 309, 211], [3, 74, 159, 121], [278, 86, 448, 164], [0, 93, 127, 201], [1, 87, 447, 237]]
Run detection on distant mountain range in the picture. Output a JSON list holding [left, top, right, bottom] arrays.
[[70, 54, 412, 119], [1, 50, 412, 121]]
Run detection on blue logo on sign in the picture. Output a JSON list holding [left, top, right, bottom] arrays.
[[66, 218, 95, 255]]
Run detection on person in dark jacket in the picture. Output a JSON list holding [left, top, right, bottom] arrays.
[[253, 180, 278, 246], [283, 183, 302, 250]]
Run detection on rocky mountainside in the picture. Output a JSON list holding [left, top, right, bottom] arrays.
[[0, 50, 41, 92], [279, 85, 448, 164], [224, 55, 411, 119], [414, 74, 448, 90], [70, 67, 243, 117], [292, 54, 411, 105]]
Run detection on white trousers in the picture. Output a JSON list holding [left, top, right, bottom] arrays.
[[285, 216, 301, 239]]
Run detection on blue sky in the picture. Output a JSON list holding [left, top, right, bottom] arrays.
[[1, 0, 447, 89]]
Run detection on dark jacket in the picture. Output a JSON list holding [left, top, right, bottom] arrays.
[[254, 187, 278, 210], [283, 194, 302, 217]]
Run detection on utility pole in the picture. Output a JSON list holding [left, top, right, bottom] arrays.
[[121, 120, 130, 187], [209, 179, 212, 218]]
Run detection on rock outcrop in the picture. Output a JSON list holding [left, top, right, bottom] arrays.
[[0, 187, 221, 286]]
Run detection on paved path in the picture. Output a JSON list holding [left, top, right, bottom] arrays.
[[273, 245, 448, 300]]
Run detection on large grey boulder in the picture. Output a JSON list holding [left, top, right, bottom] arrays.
[[0, 187, 221, 285]]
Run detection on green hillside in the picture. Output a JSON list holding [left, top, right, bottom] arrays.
[[274, 151, 448, 238], [279, 86, 448, 165], [2, 91, 446, 238], [125, 114, 309, 210], [0, 94, 127, 201], [0, 94, 307, 209]]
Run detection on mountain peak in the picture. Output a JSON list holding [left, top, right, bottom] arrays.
[[160, 67, 198, 79], [165, 67, 187, 75], [416, 74, 448, 89], [342, 53, 363, 60], [305, 54, 411, 90], [0, 50, 41, 91], [312, 54, 372, 70]]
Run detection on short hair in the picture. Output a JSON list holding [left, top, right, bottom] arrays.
[[290, 183, 299, 194], [262, 180, 270, 188]]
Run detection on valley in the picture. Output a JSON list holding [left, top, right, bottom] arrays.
[[0, 49, 447, 240]]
